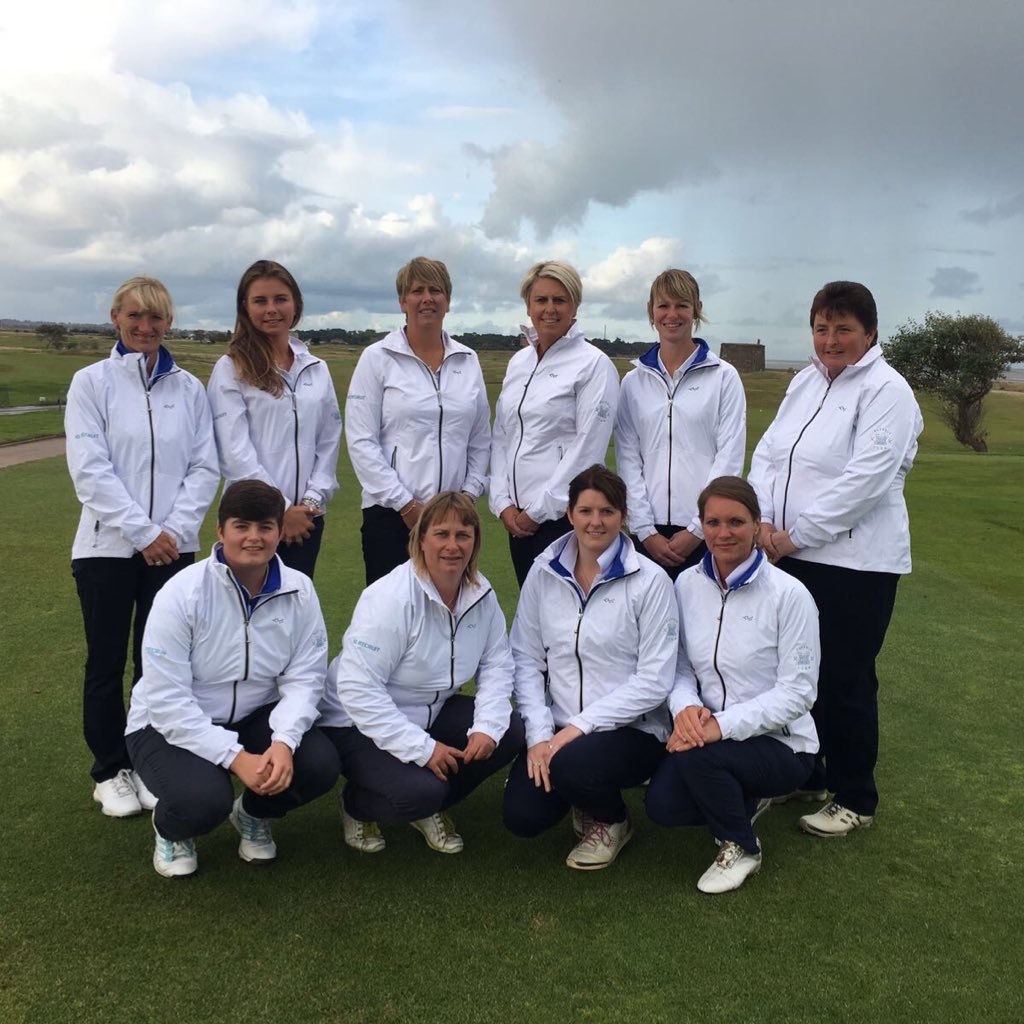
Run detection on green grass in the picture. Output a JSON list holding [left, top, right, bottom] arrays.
[[1, 349, 1023, 1023]]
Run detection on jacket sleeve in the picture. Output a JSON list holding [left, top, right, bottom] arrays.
[[615, 374, 658, 542], [461, 357, 492, 500], [788, 379, 921, 550], [138, 581, 244, 768], [344, 348, 413, 511], [687, 366, 748, 537], [715, 582, 819, 742], [468, 595, 515, 743], [303, 364, 342, 506], [523, 354, 620, 524], [161, 380, 220, 547], [568, 571, 678, 734], [509, 567, 556, 747], [329, 593, 435, 765], [207, 357, 281, 497], [487, 362, 516, 517], [268, 585, 330, 751], [668, 578, 703, 715], [64, 368, 161, 552]]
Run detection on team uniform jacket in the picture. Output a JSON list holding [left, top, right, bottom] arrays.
[[319, 562, 516, 766], [345, 328, 490, 510], [126, 548, 329, 767], [489, 323, 619, 524], [207, 338, 342, 508], [65, 343, 219, 560], [615, 340, 746, 541], [748, 346, 922, 573], [511, 532, 677, 748], [672, 549, 819, 755]]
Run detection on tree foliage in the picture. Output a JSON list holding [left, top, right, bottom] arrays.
[[38, 322, 71, 350], [884, 311, 1024, 452]]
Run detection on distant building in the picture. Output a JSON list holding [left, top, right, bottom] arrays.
[[720, 339, 765, 372]]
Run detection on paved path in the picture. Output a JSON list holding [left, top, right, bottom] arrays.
[[0, 436, 65, 468]]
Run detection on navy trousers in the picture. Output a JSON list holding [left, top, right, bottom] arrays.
[[127, 703, 340, 842], [777, 557, 899, 816], [503, 727, 665, 835], [323, 695, 525, 823], [278, 512, 325, 580], [73, 552, 194, 782], [508, 516, 571, 588], [646, 737, 816, 853], [359, 505, 410, 586], [632, 525, 707, 583]]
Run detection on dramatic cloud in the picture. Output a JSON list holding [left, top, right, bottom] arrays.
[[929, 267, 982, 299]]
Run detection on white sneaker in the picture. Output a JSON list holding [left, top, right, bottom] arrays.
[[772, 788, 829, 805], [565, 815, 634, 871], [697, 840, 762, 893], [131, 771, 158, 811], [410, 812, 463, 854], [570, 806, 592, 839], [93, 769, 143, 818], [229, 795, 277, 862], [341, 806, 385, 853], [799, 800, 874, 837], [152, 817, 197, 878]]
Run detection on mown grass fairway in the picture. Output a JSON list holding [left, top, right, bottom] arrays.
[[0, 343, 1021, 1023]]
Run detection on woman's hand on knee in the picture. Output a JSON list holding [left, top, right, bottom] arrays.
[[526, 741, 553, 793], [230, 750, 271, 790], [426, 741, 463, 781], [254, 741, 294, 795], [462, 732, 496, 763]]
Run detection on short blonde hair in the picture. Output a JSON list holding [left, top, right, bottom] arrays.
[[519, 260, 583, 308], [407, 492, 482, 586], [647, 269, 705, 328], [396, 257, 452, 302], [111, 276, 174, 325]]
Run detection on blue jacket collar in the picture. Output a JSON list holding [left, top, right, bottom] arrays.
[[115, 340, 176, 381], [699, 547, 764, 591], [638, 338, 710, 375], [549, 531, 630, 584], [215, 544, 283, 607]]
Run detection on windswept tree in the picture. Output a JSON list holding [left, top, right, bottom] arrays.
[[38, 322, 69, 350], [885, 312, 1024, 452]]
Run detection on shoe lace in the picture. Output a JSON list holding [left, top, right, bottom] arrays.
[[714, 840, 744, 869], [823, 801, 843, 819], [355, 819, 382, 841], [112, 769, 136, 799], [236, 807, 273, 844], [433, 812, 458, 841], [156, 833, 195, 861], [578, 820, 613, 850]]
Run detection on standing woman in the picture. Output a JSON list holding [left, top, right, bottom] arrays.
[[489, 261, 620, 587], [65, 276, 219, 817], [345, 257, 490, 585], [208, 260, 342, 579], [615, 269, 746, 580], [503, 465, 677, 870], [749, 281, 923, 836]]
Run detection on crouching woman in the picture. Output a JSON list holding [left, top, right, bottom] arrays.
[[645, 477, 819, 893], [126, 480, 339, 877]]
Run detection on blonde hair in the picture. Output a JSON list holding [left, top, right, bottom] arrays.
[[396, 257, 452, 302], [519, 261, 583, 308], [228, 260, 304, 397], [111, 276, 174, 325], [647, 269, 705, 328], [407, 492, 482, 586]]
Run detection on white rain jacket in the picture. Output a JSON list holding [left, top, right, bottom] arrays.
[[319, 562, 516, 766], [345, 328, 490, 510], [511, 532, 677, 748], [748, 346, 922, 573], [207, 338, 342, 508], [126, 549, 329, 767], [615, 340, 746, 540], [489, 323, 619, 524], [65, 343, 219, 559], [672, 549, 819, 755]]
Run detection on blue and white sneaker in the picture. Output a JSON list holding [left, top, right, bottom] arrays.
[[152, 816, 197, 878], [229, 795, 277, 862]]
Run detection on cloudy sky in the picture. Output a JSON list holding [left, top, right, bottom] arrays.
[[2, 0, 1022, 359]]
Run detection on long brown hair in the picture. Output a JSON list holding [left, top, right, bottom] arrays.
[[228, 260, 304, 397]]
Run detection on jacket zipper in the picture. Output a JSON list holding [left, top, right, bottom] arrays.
[[282, 361, 318, 505], [511, 362, 542, 508], [414, 356, 452, 494], [425, 587, 492, 727], [780, 379, 832, 530], [138, 362, 157, 517], [711, 589, 732, 707], [227, 582, 293, 723]]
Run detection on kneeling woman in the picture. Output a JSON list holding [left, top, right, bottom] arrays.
[[126, 481, 340, 877], [503, 464, 678, 870], [645, 477, 819, 893], [319, 492, 524, 855]]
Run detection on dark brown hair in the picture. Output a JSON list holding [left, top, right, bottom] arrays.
[[568, 464, 627, 515], [218, 479, 286, 527], [697, 476, 760, 523], [809, 281, 878, 342]]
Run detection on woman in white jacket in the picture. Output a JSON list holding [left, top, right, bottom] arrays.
[[65, 276, 219, 819], [126, 480, 339, 878], [345, 257, 490, 584], [208, 260, 342, 580], [503, 465, 677, 871], [646, 477, 820, 893], [749, 282, 922, 837], [615, 269, 746, 580], [489, 261, 620, 587], [319, 492, 524, 855]]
